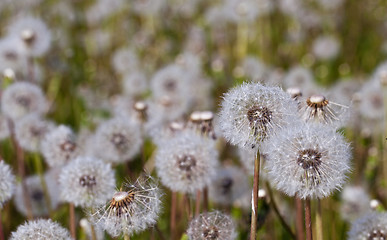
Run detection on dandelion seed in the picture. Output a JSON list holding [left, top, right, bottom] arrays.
[[155, 130, 218, 194], [90, 176, 162, 237], [340, 186, 371, 222], [218, 82, 299, 149], [41, 125, 79, 167], [93, 117, 143, 164], [0, 160, 15, 208], [10, 219, 73, 240], [59, 156, 116, 208], [1, 82, 48, 121], [263, 122, 351, 199], [348, 212, 387, 240], [187, 211, 237, 240]]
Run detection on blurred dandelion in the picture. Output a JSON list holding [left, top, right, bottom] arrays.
[[0, 160, 15, 208], [348, 212, 387, 240], [10, 219, 73, 240]]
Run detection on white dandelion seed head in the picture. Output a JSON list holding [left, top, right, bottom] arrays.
[[93, 117, 143, 164], [148, 120, 186, 147], [241, 56, 269, 83], [10, 219, 73, 240], [208, 166, 250, 206], [111, 47, 139, 75], [283, 66, 317, 96], [299, 93, 349, 128], [187, 211, 237, 240], [90, 175, 162, 237], [1, 82, 48, 121], [0, 160, 15, 208], [358, 79, 384, 121], [14, 171, 61, 217], [123, 71, 148, 97], [372, 61, 387, 86], [348, 212, 387, 240], [59, 156, 116, 208], [0, 36, 27, 72], [41, 125, 79, 168], [155, 130, 219, 194], [312, 35, 341, 61], [14, 114, 54, 152], [7, 16, 52, 57], [340, 185, 371, 222], [263, 122, 351, 199], [329, 79, 362, 106], [218, 82, 299, 150]]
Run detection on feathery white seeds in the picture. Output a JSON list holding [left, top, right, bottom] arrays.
[[155, 130, 219, 194], [348, 212, 387, 240], [187, 211, 237, 240], [41, 125, 79, 167], [1, 82, 48, 121], [219, 82, 299, 149], [93, 117, 143, 163], [59, 157, 116, 208], [10, 219, 73, 240], [90, 176, 162, 237], [340, 186, 371, 222], [0, 160, 15, 208], [312, 35, 340, 61], [263, 123, 351, 199]]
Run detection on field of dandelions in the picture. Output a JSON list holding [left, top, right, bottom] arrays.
[[1, 0, 387, 240]]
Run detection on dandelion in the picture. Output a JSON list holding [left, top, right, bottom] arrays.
[[187, 211, 237, 240], [14, 114, 54, 152], [111, 47, 139, 75], [59, 156, 116, 208], [41, 125, 79, 167], [1, 82, 48, 121], [348, 212, 387, 240], [218, 82, 299, 149], [122, 71, 148, 97], [359, 79, 384, 121], [283, 66, 317, 96], [0, 36, 26, 72], [312, 35, 341, 61], [14, 171, 60, 217], [92, 117, 143, 164], [0, 160, 15, 208], [241, 56, 268, 82], [263, 122, 351, 199], [90, 176, 162, 237], [208, 166, 249, 206], [7, 16, 52, 57], [299, 94, 349, 127], [155, 130, 218, 194], [10, 219, 73, 240], [340, 186, 371, 221]]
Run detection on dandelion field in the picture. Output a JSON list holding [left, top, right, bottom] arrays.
[[1, 0, 387, 239]]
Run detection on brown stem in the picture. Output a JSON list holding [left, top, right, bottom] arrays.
[[0, 210, 4, 240], [195, 190, 201, 217], [203, 187, 208, 212], [8, 120, 33, 220], [170, 192, 177, 240], [185, 194, 192, 222], [295, 196, 305, 240], [305, 198, 313, 240], [250, 151, 260, 240], [265, 182, 295, 239], [69, 203, 76, 239]]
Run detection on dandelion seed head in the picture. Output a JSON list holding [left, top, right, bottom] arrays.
[[111, 47, 139, 75], [187, 211, 237, 240], [90, 176, 162, 237], [348, 212, 387, 240], [155, 130, 218, 194], [123, 71, 148, 97], [340, 185, 371, 222], [41, 125, 79, 167], [218, 82, 299, 149], [263, 123, 351, 199], [312, 35, 340, 61], [10, 219, 73, 240], [59, 156, 116, 208], [0, 160, 15, 208], [0, 36, 26, 72], [1, 82, 48, 121]]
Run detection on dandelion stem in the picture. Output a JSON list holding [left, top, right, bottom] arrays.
[[8, 119, 33, 220], [203, 187, 208, 212], [265, 182, 295, 239], [250, 150, 260, 240], [185, 194, 192, 221], [295, 196, 304, 240], [305, 198, 313, 240], [69, 203, 76, 239], [0, 210, 4, 240], [316, 200, 323, 240], [170, 191, 177, 240], [195, 190, 201, 217], [124, 234, 130, 240], [90, 223, 97, 240], [33, 153, 53, 218]]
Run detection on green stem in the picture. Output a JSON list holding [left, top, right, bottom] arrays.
[[316, 200, 323, 240]]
